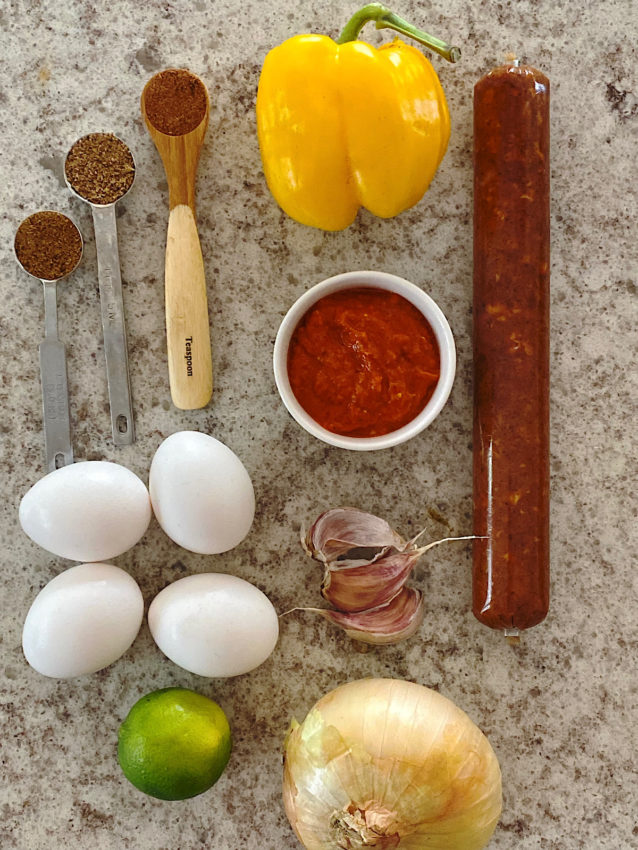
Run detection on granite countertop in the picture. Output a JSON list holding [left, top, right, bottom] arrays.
[[1, 1, 637, 848]]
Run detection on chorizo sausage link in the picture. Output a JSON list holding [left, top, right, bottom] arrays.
[[472, 62, 550, 634]]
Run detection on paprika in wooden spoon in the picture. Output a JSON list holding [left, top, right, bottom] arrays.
[[141, 69, 213, 410]]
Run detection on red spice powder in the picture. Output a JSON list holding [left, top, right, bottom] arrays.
[[143, 69, 208, 136], [287, 288, 441, 438]]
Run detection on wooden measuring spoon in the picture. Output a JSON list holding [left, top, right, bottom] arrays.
[[141, 69, 213, 410]]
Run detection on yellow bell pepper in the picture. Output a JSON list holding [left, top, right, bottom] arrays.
[[256, 4, 459, 231]]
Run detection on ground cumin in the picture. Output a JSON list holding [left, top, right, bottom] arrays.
[[14, 211, 83, 280], [65, 133, 135, 205], [143, 69, 208, 135]]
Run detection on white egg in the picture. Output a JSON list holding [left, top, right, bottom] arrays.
[[149, 431, 255, 554], [22, 563, 144, 678], [148, 573, 279, 677], [19, 461, 151, 562]]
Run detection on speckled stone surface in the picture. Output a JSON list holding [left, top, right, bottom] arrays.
[[1, 0, 637, 847]]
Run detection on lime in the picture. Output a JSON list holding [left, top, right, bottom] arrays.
[[118, 687, 232, 800]]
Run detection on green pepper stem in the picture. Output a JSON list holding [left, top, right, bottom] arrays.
[[337, 3, 461, 63]]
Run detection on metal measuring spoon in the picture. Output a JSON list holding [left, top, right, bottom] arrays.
[[14, 211, 82, 472], [64, 132, 136, 446]]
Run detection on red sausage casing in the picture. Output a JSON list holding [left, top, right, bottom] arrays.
[[472, 62, 550, 632]]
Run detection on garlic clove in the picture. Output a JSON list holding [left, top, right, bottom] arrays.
[[321, 549, 422, 613], [301, 506, 476, 647], [304, 507, 407, 565], [312, 587, 424, 645]]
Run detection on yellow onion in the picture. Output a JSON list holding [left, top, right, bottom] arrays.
[[283, 679, 502, 849]]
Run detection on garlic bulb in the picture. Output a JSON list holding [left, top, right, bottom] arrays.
[[283, 679, 502, 850], [300, 508, 473, 645]]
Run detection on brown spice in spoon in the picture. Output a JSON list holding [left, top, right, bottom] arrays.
[[14, 211, 82, 280], [143, 69, 207, 136], [65, 132, 135, 205]]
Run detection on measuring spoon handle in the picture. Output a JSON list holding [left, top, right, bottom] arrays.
[[39, 333, 74, 472], [92, 204, 135, 445], [164, 203, 212, 409]]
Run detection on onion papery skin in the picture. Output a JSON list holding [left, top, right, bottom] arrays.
[[283, 679, 502, 850]]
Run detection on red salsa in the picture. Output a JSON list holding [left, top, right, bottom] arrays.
[[287, 287, 440, 437]]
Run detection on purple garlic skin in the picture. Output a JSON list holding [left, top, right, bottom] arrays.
[[303, 507, 406, 563], [303, 507, 423, 644], [305, 507, 421, 613], [314, 587, 425, 645], [302, 507, 472, 646], [321, 549, 422, 613]]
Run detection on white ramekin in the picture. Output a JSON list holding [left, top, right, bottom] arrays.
[[273, 271, 456, 451]]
